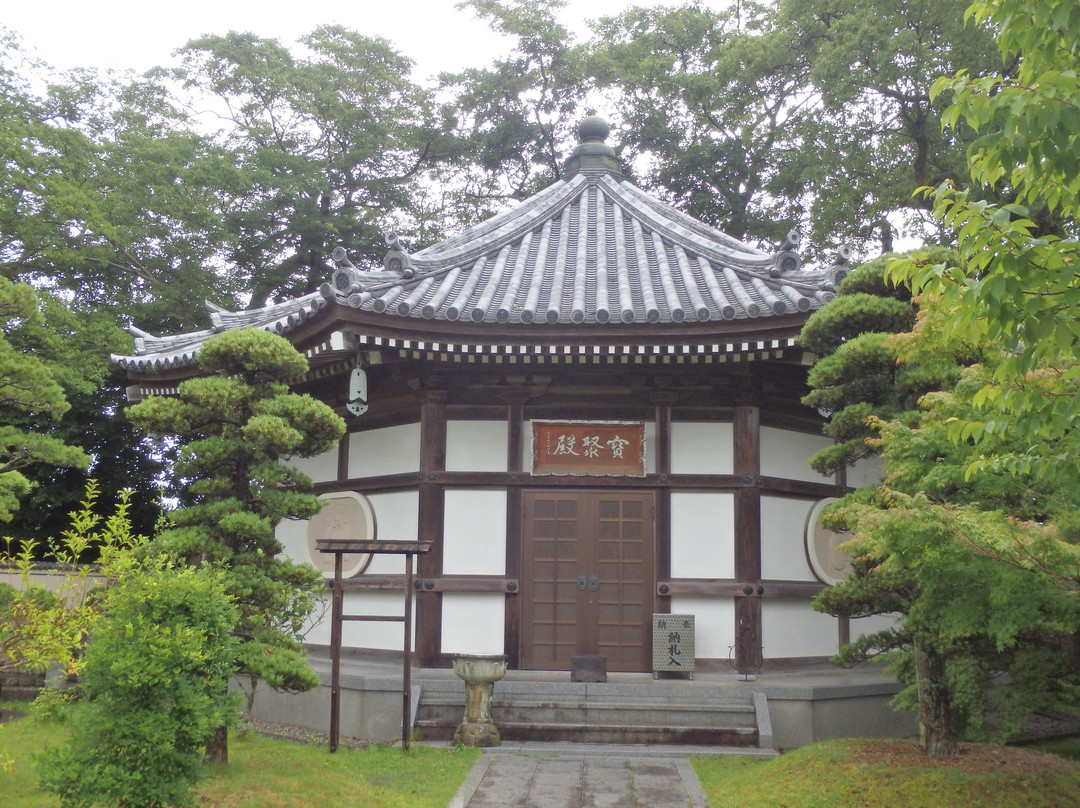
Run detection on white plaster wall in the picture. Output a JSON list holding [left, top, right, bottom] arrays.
[[669, 597, 736, 660], [849, 455, 885, 489], [670, 492, 735, 579], [851, 613, 899, 642], [441, 593, 506, 655], [285, 445, 339, 484], [276, 516, 308, 567], [762, 600, 839, 658], [522, 420, 656, 474], [446, 420, 508, 472], [761, 496, 817, 582], [670, 422, 734, 474], [303, 591, 415, 651], [362, 490, 419, 574], [348, 423, 421, 477], [443, 490, 506, 575], [760, 427, 833, 484]]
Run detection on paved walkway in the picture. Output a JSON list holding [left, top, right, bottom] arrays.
[[446, 742, 775, 808]]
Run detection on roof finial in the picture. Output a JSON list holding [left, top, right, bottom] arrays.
[[578, 116, 610, 143], [564, 116, 623, 179]]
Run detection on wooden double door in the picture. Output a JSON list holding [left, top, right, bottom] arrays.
[[521, 491, 655, 672]]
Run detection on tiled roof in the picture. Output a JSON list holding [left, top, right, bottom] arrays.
[[112, 292, 328, 372], [113, 118, 847, 374]]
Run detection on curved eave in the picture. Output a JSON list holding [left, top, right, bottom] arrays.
[[111, 292, 329, 374]]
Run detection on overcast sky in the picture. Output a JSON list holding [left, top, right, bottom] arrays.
[[4, 0, 702, 81]]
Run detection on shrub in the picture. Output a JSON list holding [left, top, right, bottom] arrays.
[[37, 563, 239, 808]]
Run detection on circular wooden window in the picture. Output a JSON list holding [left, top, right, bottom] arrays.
[[304, 491, 376, 578], [804, 497, 853, 586]]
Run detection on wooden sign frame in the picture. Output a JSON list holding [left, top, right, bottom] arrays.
[[531, 420, 646, 477]]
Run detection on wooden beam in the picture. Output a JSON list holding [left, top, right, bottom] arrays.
[[656, 579, 826, 598]]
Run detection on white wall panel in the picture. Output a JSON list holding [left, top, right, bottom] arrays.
[[303, 591, 414, 651], [670, 492, 735, 579], [851, 613, 899, 642], [363, 491, 419, 574], [444, 490, 506, 575], [849, 455, 885, 489], [348, 423, 421, 477], [760, 427, 833, 484], [670, 422, 734, 474], [762, 600, 838, 658], [276, 516, 307, 567], [441, 594, 505, 655], [447, 420, 508, 472], [669, 597, 736, 660], [761, 496, 817, 582], [286, 445, 339, 483]]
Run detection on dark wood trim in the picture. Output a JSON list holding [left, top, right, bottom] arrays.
[[416, 396, 447, 666], [313, 473, 420, 495], [504, 486, 523, 669], [504, 397, 525, 668], [733, 406, 761, 582], [332, 575, 408, 591], [337, 431, 350, 482], [445, 404, 512, 420], [652, 394, 675, 615], [733, 405, 762, 676], [331, 576, 519, 594], [735, 596, 763, 676], [656, 579, 826, 598], [316, 470, 837, 499], [414, 577, 520, 593]]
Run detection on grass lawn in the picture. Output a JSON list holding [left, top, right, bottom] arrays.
[[1, 700, 479, 808], [693, 737, 1080, 808]]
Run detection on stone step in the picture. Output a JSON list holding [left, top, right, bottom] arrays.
[[414, 683, 764, 746], [414, 716, 758, 745], [419, 698, 755, 729]]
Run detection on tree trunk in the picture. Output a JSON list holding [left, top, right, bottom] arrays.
[[914, 636, 959, 758], [205, 724, 229, 765]]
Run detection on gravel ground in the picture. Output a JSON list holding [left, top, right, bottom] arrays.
[[241, 717, 380, 750]]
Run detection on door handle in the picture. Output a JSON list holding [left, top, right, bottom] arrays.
[[578, 575, 587, 591], [589, 576, 599, 591]]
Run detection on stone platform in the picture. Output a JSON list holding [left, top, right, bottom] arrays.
[[239, 650, 917, 750]]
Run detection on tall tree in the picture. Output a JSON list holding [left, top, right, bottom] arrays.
[[804, 271, 1080, 757], [439, 0, 590, 206], [0, 32, 246, 330], [174, 26, 455, 307], [798, 249, 963, 474], [589, 1, 812, 246], [779, 0, 1003, 253], [891, 0, 1080, 481], [125, 328, 345, 762], [586, 0, 1001, 255], [0, 278, 97, 522]]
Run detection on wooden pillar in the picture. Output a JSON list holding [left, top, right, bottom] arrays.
[[733, 406, 763, 675], [651, 392, 677, 614], [337, 430, 351, 482], [502, 393, 528, 669], [416, 394, 446, 666]]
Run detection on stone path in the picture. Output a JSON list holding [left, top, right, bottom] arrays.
[[449, 748, 714, 808]]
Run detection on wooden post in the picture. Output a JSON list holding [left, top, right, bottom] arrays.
[[733, 406, 763, 676], [403, 553, 414, 752], [329, 552, 343, 752], [317, 540, 431, 753]]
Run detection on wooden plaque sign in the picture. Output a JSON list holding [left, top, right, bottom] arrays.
[[532, 420, 646, 477]]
